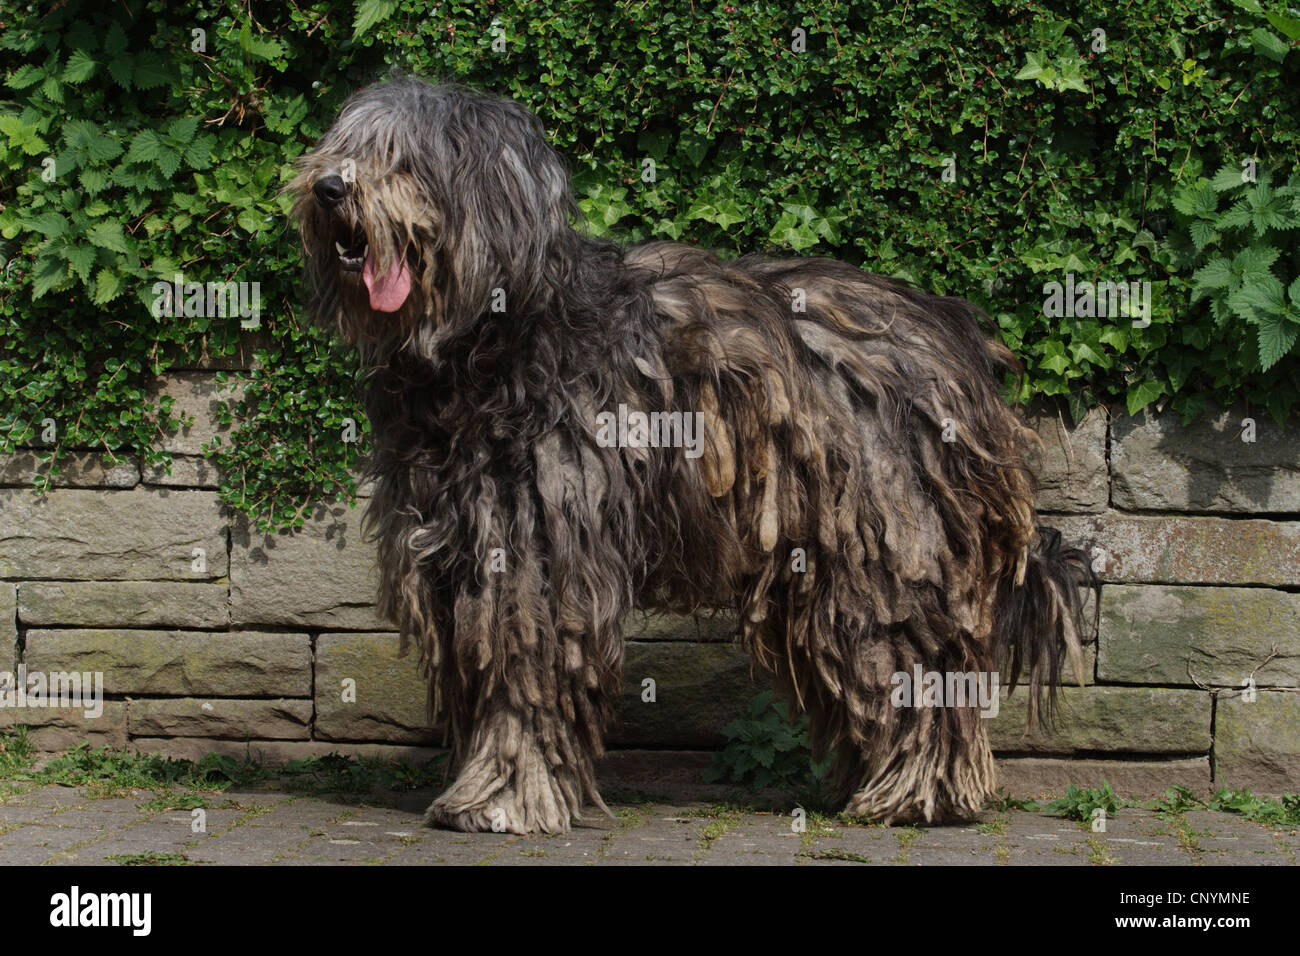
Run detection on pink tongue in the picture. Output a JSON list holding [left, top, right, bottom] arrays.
[[362, 253, 412, 312]]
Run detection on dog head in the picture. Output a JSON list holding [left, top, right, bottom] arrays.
[[290, 77, 577, 347]]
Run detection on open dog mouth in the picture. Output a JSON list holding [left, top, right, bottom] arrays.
[[334, 234, 367, 272], [329, 223, 412, 312]]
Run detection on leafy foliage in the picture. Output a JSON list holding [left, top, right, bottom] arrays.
[[1, 1, 1298, 529], [705, 690, 829, 795], [1045, 781, 1121, 822], [1154, 784, 1300, 826]]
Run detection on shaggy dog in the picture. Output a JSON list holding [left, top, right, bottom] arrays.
[[290, 77, 1093, 834]]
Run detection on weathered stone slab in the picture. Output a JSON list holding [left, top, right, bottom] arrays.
[[0, 583, 14, 653], [1111, 405, 1300, 512], [623, 610, 738, 642], [1025, 404, 1109, 512], [23, 630, 310, 697], [18, 581, 229, 628], [128, 698, 312, 740], [0, 451, 138, 488], [314, 632, 432, 744], [1056, 513, 1300, 586], [0, 489, 227, 580], [149, 372, 243, 457], [1099, 585, 1300, 686], [612, 641, 757, 748], [988, 686, 1211, 754], [230, 505, 387, 629], [141, 454, 227, 489], [995, 756, 1211, 799], [1215, 692, 1300, 794], [129, 737, 443, 767], [0, 700, 127, 750]]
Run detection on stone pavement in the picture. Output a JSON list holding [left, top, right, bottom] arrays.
[[0, 783, 1297, 865]]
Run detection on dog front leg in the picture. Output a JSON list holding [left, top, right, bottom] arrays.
[[423, 611, 621, 836]]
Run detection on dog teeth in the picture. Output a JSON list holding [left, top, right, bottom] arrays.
[[335, 242, 346, 254]]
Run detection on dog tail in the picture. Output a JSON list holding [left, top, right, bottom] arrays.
[[992, 525, 1097, 729]]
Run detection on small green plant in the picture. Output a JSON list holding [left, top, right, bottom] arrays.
[[1206, 788, 1300, 827], [281, 752, 447, 793], [705, 691, 829, 798], [1150, 785, 1300, 827], [107, 851, 193, 866], [0, 727, 35, 775], [1149, 784, 1203, 814], [985, 787, 1041, 812], [801, 847, 872, 864], [1045, 782, 1121, 823]]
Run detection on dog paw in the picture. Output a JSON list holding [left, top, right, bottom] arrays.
[[423, 780, 575, 835]]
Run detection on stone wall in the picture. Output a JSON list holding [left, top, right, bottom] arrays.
[[1, 369, 1297, 798]]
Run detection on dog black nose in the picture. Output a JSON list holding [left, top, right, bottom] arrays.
[[313, 175, 347, 208]]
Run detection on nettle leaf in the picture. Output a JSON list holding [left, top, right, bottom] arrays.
[[238, 23, 286, 62], [1234, 244, 1280, 281], [1171, 182, 1218, 219], [30, 256, 69, 298], [166, 116, 199, 144], [1214, 199, 1251, 231], [92, 268, 123, 304], [134, 59, 171, 89], [1189, 221, 1219, 250], [127, 129, 163, 164], [1255, 313, 1299, 370], [78, 167, 110, 194], [63, 49, 98, 83], [0, 114, 48, 155], [157, 146, 181, 178], [7, 64, 44, 90], [1228, 274, 1286, 322], [24, 212, 69, 238], [86, 221, 129, 253], [107, 55, 134, 90], [1191, 257, 1233, 299], [1211, 161, 1250, 192], [353, 0, 399, 40], [103, 21, 129, 57], [64, 244, 97, 281], [184, 134, 216, 169]]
